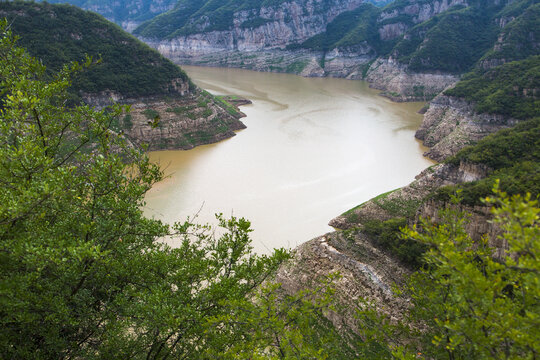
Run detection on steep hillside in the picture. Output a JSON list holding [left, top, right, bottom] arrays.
[[0, 2, 246, 150], [43, 0, 177, 30], [415, 55, 540, 161], [134, 0, 539, 104], [365, 0, 540, 98], [135, 0, 365, 49], [2, 2, 190, 99]]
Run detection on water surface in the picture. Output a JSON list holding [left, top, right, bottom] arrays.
[[145, 66, 434, 253]]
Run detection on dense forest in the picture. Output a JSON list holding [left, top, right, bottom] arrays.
[[0, 2, 191, 99]]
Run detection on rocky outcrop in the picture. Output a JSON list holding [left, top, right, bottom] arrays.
[[276, 231, 412, 331], [365, 58, 459, 101], [323, 44, 377, 79], [121, 92, 247, 151], [329, 161, 490, 229], [83, 90, 247, 151], [417, 200, 507, 258], [152, 46, 376, 79], [380, 0, 468, 25], [415, 94, 518, 161]]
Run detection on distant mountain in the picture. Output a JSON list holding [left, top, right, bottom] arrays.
[[296, 0, 539, 74], [43, 0, 177, 30]]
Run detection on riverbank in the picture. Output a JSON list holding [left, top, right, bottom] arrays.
[[145, 66, 433, 253]]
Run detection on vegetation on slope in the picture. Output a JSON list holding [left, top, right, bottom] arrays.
[[0, 22, 367, 359], [134, 0, 295, 39], [1, 8, 539, 358], [445, 56, 540, 119], [295, 0, 538, 74], [1, 1, 190, 99], [392, 4, 501, 73], [290, 4, 382, 52], [434, 117, 540, 206], [396, 191, 540, 359], [480, 2, 540, 64]]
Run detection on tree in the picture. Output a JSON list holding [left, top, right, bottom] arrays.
[[0, 20, 290, 359], [396, 186, 540, 359]]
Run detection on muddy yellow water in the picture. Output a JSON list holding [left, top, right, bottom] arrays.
[[145, 66, 434, 253]]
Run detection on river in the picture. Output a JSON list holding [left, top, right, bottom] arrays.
[[144, 66, 435, 253]]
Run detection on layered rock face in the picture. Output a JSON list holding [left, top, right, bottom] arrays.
[[376, 0, 468, 40], [276, 231, 411, 332], [121, 92, 247, 151], [139, 0, 469, 92], [82, 86, 247, 151], [365, 58, 459, 101], [155, 46, 375, 78], [415, 94, 518, 161], [144, 0, 364, 55], [329, 160, 490, 230], [142, 0, 382, 79]]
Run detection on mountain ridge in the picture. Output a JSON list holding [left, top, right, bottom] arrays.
[[0, 1, 247, 150]]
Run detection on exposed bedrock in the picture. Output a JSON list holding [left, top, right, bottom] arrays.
[[365, 58, 459, 101], [416, 94, 518, 162]]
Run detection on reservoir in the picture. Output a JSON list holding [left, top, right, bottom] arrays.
[[145, 66, 435, 253]]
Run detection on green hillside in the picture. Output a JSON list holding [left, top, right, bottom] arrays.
[[437, 117, 540, 206], [480, 2, 540, 64], [134, 0, 288, 39], [391, 4, 501, 73], [1, 1, 191, 99], [289, 4, 384, 52], [445, 55, 540, 119]]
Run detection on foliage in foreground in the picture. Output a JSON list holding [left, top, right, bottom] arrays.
[[395, 187, 540, 359], [0, 21, 363, 359]]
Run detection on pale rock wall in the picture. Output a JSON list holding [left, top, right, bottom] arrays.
[[377, 0, 468, 40], [276, 231, 412, 332], [416, 94, 518, 161], [329, 161, 490, 229], [365, 58, 459, 101], [145, 0, 364, 56]]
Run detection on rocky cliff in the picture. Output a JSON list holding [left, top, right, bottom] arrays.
[[137, 0, 364, 50], [276, 231, 411, 332], [2, 2, 246, 151], [365, 58, 459, 101], [282, 146, 501, 328], [120, 92, 247, 151], [134, 0, 540, 109], [415, 94, 518, 161], [82, 89, 247, 151], [139, 0, 371, 77], [329, 160, 490, 230]]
